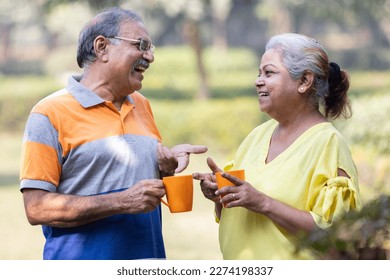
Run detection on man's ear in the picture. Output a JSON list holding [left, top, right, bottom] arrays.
[[94, 36, 109, 62], [298, 71, 315, 93]]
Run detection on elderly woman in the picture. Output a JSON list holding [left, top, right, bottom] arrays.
[[193, 33, 361, 260]]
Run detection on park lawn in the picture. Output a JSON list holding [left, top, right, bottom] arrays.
[[0, 184, 45, 259]]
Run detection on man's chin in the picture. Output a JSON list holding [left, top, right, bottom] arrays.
[[128, 78, 143, 93]]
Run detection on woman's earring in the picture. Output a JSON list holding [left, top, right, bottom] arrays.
[[299, 87, 304, 92]]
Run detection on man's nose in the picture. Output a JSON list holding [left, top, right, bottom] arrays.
[[143, 49, 154, 64]]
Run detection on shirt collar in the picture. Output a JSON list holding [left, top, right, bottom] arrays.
[[66, 75, 134, 108]]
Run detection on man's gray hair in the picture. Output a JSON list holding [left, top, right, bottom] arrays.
[[76, 7, 143, 68]]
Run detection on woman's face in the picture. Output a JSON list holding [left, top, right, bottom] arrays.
[[255, 49, 301, 119]]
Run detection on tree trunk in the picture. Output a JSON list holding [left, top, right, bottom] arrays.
[[183, 19, 210, 100], [212, 14, 228, 52], [211, 0, 232, 52], [0, 23, 14, 62]]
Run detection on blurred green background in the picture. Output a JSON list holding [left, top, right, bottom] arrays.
[[1, 0, 390, 260]]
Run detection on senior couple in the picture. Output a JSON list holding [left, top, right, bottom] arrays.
[[20, 7, 360, 260]]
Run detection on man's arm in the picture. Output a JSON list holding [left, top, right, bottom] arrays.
[[23, 179, 165, 228]]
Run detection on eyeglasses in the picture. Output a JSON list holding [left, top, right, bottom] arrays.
[[111, 36, 155, 53]]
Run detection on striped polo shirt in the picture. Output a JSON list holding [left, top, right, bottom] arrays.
[[20, 75, 166, 259]]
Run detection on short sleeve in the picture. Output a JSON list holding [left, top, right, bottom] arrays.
[[310, 176, 362, 229], [20, 112, 62, 192]]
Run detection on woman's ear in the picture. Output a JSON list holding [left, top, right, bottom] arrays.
[[94, 36, 109, 62], [298, 71, 315, 93]]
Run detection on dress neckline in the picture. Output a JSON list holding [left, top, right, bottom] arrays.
[[264, 121, 331, 165]]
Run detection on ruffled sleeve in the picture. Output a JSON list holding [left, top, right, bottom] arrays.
[[310, 176, 362, 229]]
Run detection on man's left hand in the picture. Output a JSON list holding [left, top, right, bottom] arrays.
[[171, 144, 208, 173], [157, 144, 207, 176]]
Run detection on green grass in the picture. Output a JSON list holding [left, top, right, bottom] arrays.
[[348, 71, 390, 97], [0, 75, 63, 98], [0, 133, 23, 174], [0, 185, 45, 260]]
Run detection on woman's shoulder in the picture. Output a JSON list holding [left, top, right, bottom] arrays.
[[305, 122, 353, 161], [313, 122, 349, 145]]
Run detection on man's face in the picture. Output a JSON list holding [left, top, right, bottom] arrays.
[[107, 21, 155, 94]]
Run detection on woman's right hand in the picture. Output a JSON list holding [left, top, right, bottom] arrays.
[[193, 157, 222, 203]]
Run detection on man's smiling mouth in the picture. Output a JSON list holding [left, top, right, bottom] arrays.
[[258, 92, 269, 97]]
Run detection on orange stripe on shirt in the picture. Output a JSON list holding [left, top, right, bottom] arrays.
[[32, 92, 161, 158], [20, 141, 61, 186]]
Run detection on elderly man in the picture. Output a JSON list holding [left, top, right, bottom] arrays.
[[20, 7, 206, 260]]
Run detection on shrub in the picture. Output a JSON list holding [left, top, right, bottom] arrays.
[[342, 94, 390, 154], [142, 46, 257, 99], [0, 76, 62, 131], [0, 59, 44, 76], [296, 195, 390, 260], [152, 97, 268, 156]]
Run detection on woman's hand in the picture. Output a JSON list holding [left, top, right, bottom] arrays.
[[193, 172, 220, 202], [194, 158, 315, 233], [216, 172, 317, 234], [193, 157, 222, 203], [215, 172, 269, 213], [193, 157, 224, 219]]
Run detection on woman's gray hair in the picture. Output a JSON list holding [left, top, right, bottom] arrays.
[[265, 33, 351, 119], [265, 33, 329, 107], [77, 7, 144, 68]]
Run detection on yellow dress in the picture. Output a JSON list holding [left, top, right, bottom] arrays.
[[219, 120, 361, 259]]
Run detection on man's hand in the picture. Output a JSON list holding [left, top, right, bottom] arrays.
[[157, 143, 208, 176], [171, 144, 208, 173], [157, 144, 178, 177], [121, 179, 166, 214]]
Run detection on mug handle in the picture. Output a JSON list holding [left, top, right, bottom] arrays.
[[160, 198, 169, 208]]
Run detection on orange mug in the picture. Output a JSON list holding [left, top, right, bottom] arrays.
[[215, 169, 245, 207], [161, 175, 193, 213], [216, 169, 245, 189]]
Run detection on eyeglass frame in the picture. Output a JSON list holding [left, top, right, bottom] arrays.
[[109, 36, 155, 53]]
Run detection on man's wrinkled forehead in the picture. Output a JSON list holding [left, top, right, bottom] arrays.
[[119, 20, 150, 37]]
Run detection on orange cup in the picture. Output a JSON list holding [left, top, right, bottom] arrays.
[[161, 175, 193, 213], [215, 169, 245, 189], [215, 169, 245, 207]]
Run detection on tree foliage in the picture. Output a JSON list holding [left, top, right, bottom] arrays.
[[1, 0, 390, 84], [297, 195, 390, 260]]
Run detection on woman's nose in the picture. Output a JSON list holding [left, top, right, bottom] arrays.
[[255, 76, 264, 87]]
